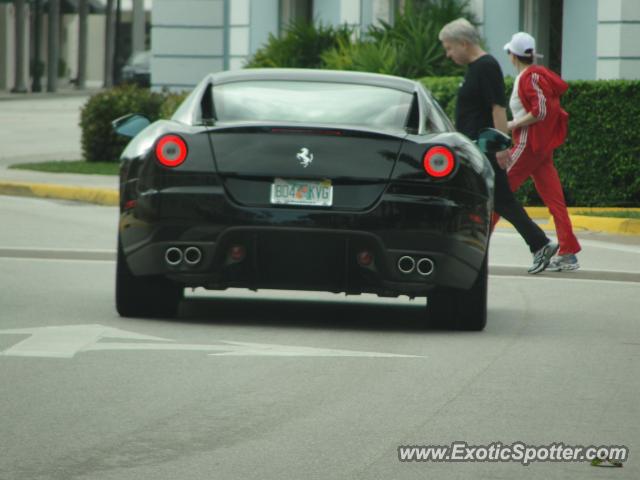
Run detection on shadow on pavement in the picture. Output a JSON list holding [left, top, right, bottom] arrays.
[[166, 295, 491, 333], [176, 296, 435, 332]]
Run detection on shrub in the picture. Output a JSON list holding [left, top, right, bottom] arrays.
[[555, 80, 640, 206], [159, 91, 189, 119], [420, 77, 640, 206], [321, 37, 401, 75], [246, 1, 475, 77], [245, 20, 353, 69], [322, 0, 474, 77], [421, 76, 462, 119], [367, 0, 473, 77], [80, 84, 165, 163]]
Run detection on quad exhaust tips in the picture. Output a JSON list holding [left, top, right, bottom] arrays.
[[164, 246, 203, 267], [397, 256, 416, 274], [165, 247, 183, 266], [416, 257, 435, 276], [397, 256, 434, 276], [184, 246, 203, 266]]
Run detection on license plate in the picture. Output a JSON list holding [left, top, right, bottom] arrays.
[[270, 178, 333, 206]]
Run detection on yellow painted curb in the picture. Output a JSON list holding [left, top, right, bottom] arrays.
[[0, 181, 118, 206], [517, 214, 640, 236], [524, 206, 640, 219], [523, 206, 550, 218], [567, 215, 640, 236]]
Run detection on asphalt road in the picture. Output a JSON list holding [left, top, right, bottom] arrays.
[[1, 195, 639, 480]]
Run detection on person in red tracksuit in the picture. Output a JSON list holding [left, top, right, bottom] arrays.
[[500, 32, 581, 271]]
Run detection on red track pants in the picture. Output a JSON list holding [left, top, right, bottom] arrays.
[[506, 137, 581, 255]]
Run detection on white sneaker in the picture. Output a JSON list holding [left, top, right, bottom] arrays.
[[547, 254, 580, 272], [528, 242, 559, 274]]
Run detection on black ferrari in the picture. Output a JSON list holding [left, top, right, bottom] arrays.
[[114, 68, 507, 330]]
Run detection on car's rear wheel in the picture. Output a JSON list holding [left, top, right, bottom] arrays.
[[426, 254, 488, 331], [116, 239, 183, 318]]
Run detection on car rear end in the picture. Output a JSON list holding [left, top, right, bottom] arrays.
[[118, 71, 493, 298]]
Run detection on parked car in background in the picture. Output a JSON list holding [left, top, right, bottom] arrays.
[[113, 69, 509, 330], [120, 50, 151, 87]]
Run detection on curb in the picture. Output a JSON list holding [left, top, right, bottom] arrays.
[[0, 89, 100, 102], [1, 179, 639, 235], [521, 207, 640, 236], [497, 213, 640, 236], [560, 215, 640, 236], [0, 181, 118, 206], [524, 206, 640, 219]]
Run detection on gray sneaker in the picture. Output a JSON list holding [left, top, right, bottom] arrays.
[[547, 254, 580, 272], [528, 242, 559, 274]]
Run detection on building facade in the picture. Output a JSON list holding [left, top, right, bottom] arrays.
[[479, 0, 640, 81], [0, 0, 150, 92], [151, 0, 399, 90], [151, 0, 640, 91]]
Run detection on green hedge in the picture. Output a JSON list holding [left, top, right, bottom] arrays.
[[79, 84, 182, 163], [421, 77, 640, 206], [245, 21, 353, 69]]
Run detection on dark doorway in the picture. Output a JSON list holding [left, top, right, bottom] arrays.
[[520, 0, 564, 75]]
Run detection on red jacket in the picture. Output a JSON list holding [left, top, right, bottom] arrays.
[[517, 65, 569, 153]]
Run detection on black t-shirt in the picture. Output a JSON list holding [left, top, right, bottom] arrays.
[[455, 54, 506, 141]]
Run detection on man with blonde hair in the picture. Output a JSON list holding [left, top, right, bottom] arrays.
[[439, 18, 558, 274]]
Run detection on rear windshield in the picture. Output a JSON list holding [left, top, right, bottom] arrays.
[[212, 80, 413, 131]]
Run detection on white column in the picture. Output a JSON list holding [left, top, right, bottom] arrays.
[[229, 0, 250, 70], [104, 0, 115, 87], [47, 0, 60, 92], [597, 0, 640, 79], [371, 0, 392, 26], [12, 0, 28, 92], [77, 0, 88, 88], [340, 0, 360, 27], [0, 5, 14, 91], [132, 0, 145, 54]]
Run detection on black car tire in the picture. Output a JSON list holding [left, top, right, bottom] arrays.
[[116, 239, 183, 318], [426, 254, 488, 331]]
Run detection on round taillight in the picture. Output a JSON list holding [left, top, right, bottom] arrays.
[[155, 134, 187, 167], [423, 146, 455, 178]]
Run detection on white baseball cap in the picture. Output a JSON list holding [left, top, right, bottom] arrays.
[[503, 32, 536, 57]]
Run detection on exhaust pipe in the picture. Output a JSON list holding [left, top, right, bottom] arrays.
[[416, 257, 435, 276], [165, 247, 183, 266], [184, 246, 203, 266], [397, 256, 415, 274]]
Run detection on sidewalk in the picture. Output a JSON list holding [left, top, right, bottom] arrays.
[[0, 86, 102, 102]]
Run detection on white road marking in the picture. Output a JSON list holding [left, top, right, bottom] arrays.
[[0, 324, 169, 358], [0, 324, 423, 359]]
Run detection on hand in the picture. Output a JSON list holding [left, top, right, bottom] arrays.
[[507, 120, 516, 131], [495, 149, 511, 170]]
